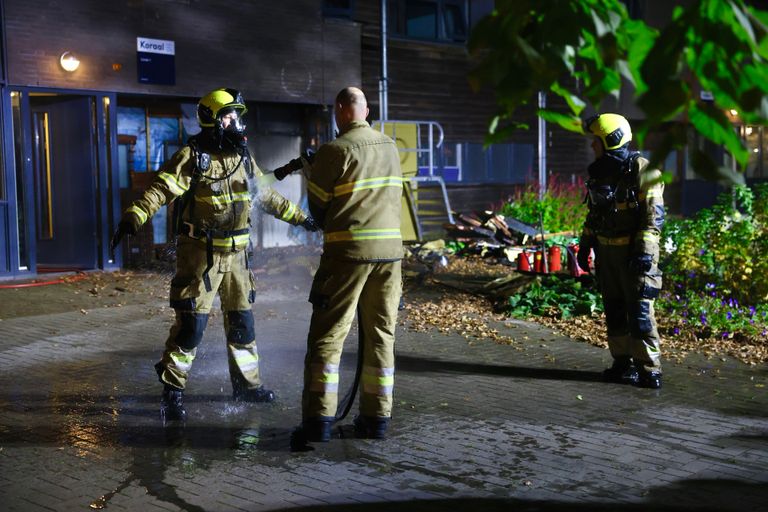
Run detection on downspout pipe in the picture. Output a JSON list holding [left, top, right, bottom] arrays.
[[379, 0, 389, 120]]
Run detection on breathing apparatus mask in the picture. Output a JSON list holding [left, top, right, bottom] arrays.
[[197, 88, 248, 152]]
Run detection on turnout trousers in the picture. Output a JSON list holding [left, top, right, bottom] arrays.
[[155, 237, 261, 390], [302, 256, 402, 421], [595, 242, 663, 373]]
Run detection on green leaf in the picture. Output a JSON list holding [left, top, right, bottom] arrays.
[[688, 102, 750, 165], [536, 109, 583, 134], [550, 82, 586, 116]]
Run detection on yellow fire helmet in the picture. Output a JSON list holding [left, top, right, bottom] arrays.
[[197, 88, 248, 128], [584, 113, 632, 150]]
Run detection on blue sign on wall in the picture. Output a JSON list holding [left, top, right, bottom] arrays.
[[137, 37, 175, 85]]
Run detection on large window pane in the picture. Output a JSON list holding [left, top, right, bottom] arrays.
[[443, 2, 466, 41], [117, 106, 148, 171], [745, 125, 760, 178], [406, 1, 437, 39], [323, 0, 353, 18], [11, 91, 29, 269], [32, 111, 53, 240], [148, 116, 180, 171]]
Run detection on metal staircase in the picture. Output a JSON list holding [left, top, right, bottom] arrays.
[[372, 120, 454, 241]]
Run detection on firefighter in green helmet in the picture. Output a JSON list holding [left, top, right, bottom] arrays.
[[577, 113, 665, 389], [111, 88, 319, 421]]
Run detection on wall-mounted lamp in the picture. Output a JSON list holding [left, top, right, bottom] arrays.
[[60, 52, 80, 72]]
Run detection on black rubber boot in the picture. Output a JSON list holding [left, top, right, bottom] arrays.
[[603, 358, 639, 385], [636, 370, 662, 389], [160, 385, 187, 422], [290, 418, 334, 451], [233, 385, 276, 403], [353, 416, 390, 439]]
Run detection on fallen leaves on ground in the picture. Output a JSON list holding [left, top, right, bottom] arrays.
[[406, 256, 768, 366]]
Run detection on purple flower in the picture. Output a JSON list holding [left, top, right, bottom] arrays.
[[688, 271, 696, 278], [673, 327, 680, 335], [699, 249, 706, 255], [711, 292, 717, 297], [722, 332, 730, 338], [749, 306, 756, 316], [700, 314, 707, 325], [705, 282, 715, 290], [726, 311, 732, 320]]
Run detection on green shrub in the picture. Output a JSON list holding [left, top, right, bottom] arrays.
[[498, 177, 586, 234], [662, 184, 768, 304], [508, 276, 603, 319]]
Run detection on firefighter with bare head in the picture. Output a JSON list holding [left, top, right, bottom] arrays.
[[294, 86, 403, 444]]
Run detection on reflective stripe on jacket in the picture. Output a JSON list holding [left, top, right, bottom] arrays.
[[122, 145, 307, 252], [308, 120, 403, 261]]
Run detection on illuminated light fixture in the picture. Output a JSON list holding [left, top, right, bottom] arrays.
[[745, 126, 753, 136], [729, 109, 738, 116], [59, 52, 80, 72], [754, 148, 760, 153]]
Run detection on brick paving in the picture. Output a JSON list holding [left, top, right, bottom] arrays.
[[0, 261, 766, 512]]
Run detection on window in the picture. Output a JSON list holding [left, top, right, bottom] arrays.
[[744, 125, 767, 179], [389, 0, 468, 43], [323, 0, 354, 19], [406, 1, 437, 39]]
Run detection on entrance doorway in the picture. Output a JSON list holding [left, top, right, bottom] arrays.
[[29, 95, 98, 270]]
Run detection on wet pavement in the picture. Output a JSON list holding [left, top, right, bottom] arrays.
[[0, 255, 767, 512]]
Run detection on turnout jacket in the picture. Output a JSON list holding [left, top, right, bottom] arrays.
[[580, 155, 665, 259], [122, 146, 307, 252], [307, 120, 403, 261]]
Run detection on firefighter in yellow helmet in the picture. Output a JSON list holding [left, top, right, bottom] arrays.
[[292, 87, 402, 445], [578, 113, 664, 389], [111, 88, 319, 421]]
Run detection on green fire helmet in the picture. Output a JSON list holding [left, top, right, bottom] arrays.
[[197, 88, 248, 128], [583, 113, 632, 150]]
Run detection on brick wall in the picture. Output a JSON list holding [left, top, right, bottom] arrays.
[[4, 0, 360, 105]]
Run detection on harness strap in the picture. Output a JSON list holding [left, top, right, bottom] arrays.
[[181, 224, 250, 292]]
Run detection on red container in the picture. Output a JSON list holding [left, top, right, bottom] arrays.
[[517, 251, 531, 271], [533, 250, 546, 273], [568, 244, 590, 276], [547, 246, 562, 272]]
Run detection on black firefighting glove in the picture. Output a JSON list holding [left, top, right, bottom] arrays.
[[301, 216, 320, 232], [577, 245, 592, 272], [629, 253, 653, 274], [110, 220, 138, 255]]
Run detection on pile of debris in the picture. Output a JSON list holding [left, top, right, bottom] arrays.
[[440, 210, 582, 275]]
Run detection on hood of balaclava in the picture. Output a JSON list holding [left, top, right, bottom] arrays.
[[587, 144, 631, 180]]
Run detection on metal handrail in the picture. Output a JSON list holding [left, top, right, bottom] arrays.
[[372, 119, 445, 177]]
